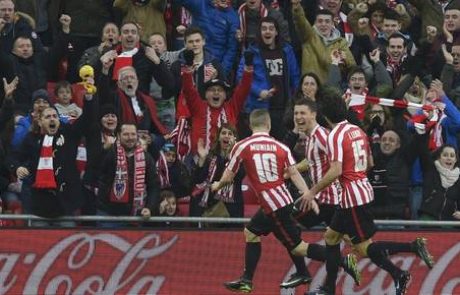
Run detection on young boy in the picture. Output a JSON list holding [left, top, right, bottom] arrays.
[[54, 81, 82, 121]]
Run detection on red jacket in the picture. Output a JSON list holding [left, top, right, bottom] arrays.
[[182, 69, 253, 153]]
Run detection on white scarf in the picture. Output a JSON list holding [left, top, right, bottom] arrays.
[[434, 160, 460, 189]]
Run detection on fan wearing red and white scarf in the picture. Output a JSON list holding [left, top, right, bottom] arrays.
[[110, 141, 147, 215], [238, 2, 268, 46], [386, 52, 407, 86], [34, 135, 58, 189]]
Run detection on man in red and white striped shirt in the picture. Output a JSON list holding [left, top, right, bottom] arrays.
[[211, 109, 327, 293], [301, 88, 434, 295], [280, 98, 360, 289]]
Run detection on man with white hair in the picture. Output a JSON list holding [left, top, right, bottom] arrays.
[[99, 63, 168, 141]]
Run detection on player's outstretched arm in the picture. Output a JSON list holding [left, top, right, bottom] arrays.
[[211, 169, 236, 192]]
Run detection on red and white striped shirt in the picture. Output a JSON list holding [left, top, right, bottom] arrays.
[[327, 121, 374, 208], [305, 125, 341, 205], [227, 132, 295, 213]]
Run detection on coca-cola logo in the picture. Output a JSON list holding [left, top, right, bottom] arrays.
[[281, 238, 460, 295], [0, 233, 178, 295], [0, 231, 458, 295]]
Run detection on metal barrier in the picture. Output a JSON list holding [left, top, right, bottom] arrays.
[[1, 214, 460, 227]]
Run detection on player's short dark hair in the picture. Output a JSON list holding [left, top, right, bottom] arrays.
[[294, 98, 317, 113], [317, 86, 347, 123]]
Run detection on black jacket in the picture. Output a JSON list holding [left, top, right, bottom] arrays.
[[97, 147, 160, 216], [417, 135, 460, 220], [9, 97, 96, 217], [8, 32, 69, 113]]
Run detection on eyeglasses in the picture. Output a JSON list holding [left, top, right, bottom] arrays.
[[370, 110, 384, 115]]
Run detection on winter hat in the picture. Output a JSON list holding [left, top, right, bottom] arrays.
[[99, 104, 118, 119], [31, 89, 51, 104], [162, 143, 176, 153], [204, 79, 231, 92]]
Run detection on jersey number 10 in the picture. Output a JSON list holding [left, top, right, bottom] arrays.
[[252, 153, 279, 183]]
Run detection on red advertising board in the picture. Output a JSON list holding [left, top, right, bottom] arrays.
[[0, 230, 458, 295]]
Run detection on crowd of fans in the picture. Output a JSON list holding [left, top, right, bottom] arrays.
[[1, 0, 460, 227]]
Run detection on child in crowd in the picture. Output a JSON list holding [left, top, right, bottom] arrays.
[[54, 81, 82, 121]]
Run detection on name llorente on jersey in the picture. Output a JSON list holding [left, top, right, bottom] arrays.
[[348, 129, 362, 140], [250, 144, 278, 152]]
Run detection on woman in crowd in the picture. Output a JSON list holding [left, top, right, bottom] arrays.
[[417, 138, 460, 221], [190, 123, 244, 220]]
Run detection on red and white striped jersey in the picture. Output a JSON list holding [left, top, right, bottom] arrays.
[[327, 121, 374, 208], [305, 125, 341, 205], [227, 132, 295, 213]]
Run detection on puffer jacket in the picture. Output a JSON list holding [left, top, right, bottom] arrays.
[[236, 43, 299, 113]]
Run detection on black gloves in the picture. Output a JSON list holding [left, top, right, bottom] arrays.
[[244, 50, 254, 66], [183, 49, 195, 66]]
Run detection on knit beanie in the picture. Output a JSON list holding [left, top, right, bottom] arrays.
[[99, 104, 118, 120]]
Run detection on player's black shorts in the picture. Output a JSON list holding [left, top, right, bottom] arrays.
[[246, 205, 302, 251], [293, 203, 338, 228], [329, 204, 377, 244]]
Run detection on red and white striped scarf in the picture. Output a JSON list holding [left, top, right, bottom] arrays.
[[205, 107, 228, 151], [386, 54, 407, 85], [170, 118, 191, 161], [238, 3, 268, 44], [410, 109, 444, 150], [156, 151, 170, 189], [33, 135, 57, 189], [349, 94, 443, 150], [339, 11, 353, 46], [344, 87, 368, 121], [110, 142, 146, 215], [192, 155, 218, 207]]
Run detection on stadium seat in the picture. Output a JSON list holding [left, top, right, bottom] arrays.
[[47, 82, 86, 108], [177, 196, 190, 217]]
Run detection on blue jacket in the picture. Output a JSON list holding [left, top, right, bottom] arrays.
[[236, 43, 300, 113], [176, 0, 239, 76]]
